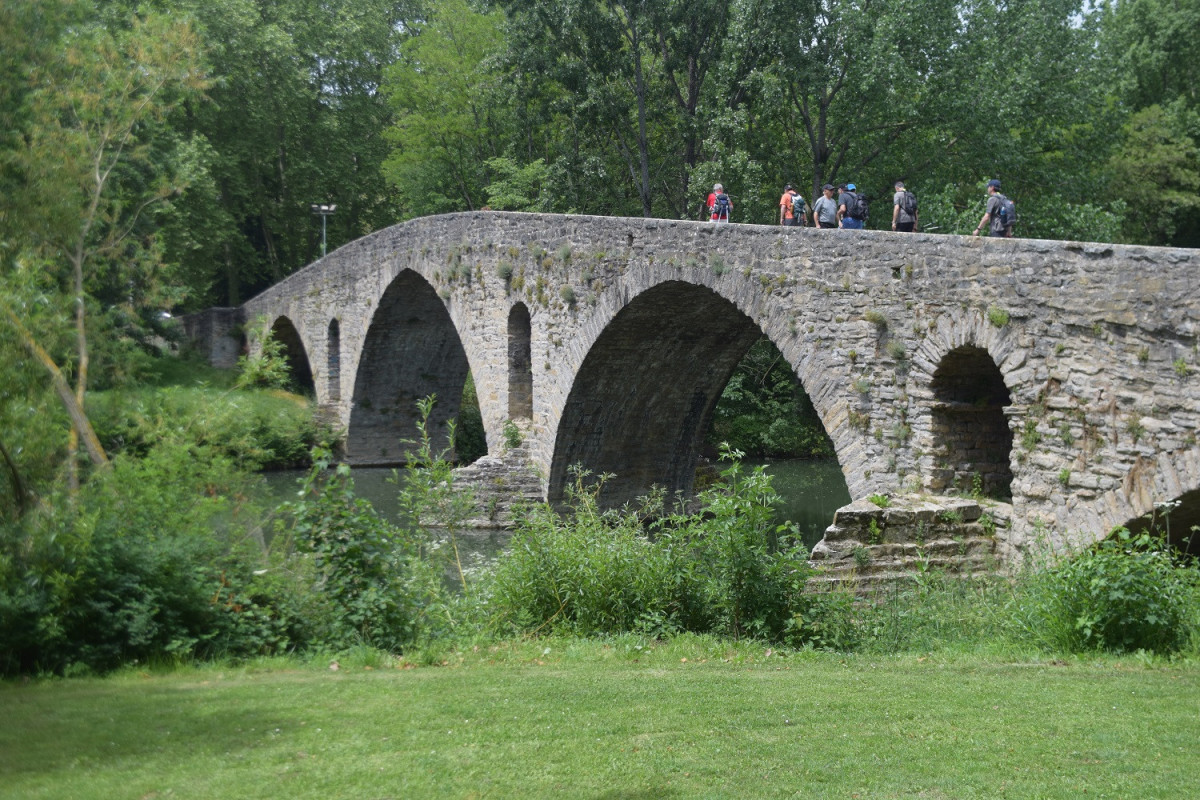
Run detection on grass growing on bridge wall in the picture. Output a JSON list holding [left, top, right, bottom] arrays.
[[2, 641, 1198, 799]]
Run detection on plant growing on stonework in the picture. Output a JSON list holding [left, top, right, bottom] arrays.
[[1021, 419, 1042, 450], [987, 306, 1010, 328], [1126, 414, 1146, 444], [235, 322, 292, 390], [867, 517, 884, 544], [864, 309, 888, 328], [503, 419, 523, 449], [868, 493, 890, 508], [1174, 357, 1190, 378], [560, 285, 577, 306]]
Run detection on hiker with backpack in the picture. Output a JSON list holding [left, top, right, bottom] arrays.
[[707, 183, 732, 223], [779, 184, 808, 227], [973, 179, 1015, 237], [812, 184, 839, 228], [838, 183, 868, 229], [892, 181, 919, 232]]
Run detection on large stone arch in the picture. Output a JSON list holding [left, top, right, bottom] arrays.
[[548, 279, 843, 508], [269, 315, 314, 395], [347, 269, 472, 465], [1062, 448, 1200, 554]]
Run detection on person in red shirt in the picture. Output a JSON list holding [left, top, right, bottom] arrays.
[[706, 183, 732, 222]]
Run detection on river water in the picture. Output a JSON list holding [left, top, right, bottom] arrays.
[[262, 458, 850, 563]]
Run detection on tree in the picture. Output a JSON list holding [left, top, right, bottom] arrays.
[[1108, 105, 1200, 245], [382, 0, 506, 216], [167, 0, 418, 306], [0, 6, 205, 488]]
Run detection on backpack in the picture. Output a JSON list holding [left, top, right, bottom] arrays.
[[900, 190, 918, 217], [846, 191, 868, 221], [715, 192, 731, 218], [791, 193, 806, 216], [996, 193, 1016, 228]]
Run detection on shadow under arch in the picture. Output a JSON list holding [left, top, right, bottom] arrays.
[[327, 318, 341, 402], [269, 315, 314, 395], [1120, 487, 1200, 555], [347, 270, 472, 465], [548, 280, 835, 508], [930, 345, 1013, 499], [508, 302, 533, 420]]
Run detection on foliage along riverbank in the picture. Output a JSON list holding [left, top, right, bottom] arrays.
[[2, 367, 1198, 677]]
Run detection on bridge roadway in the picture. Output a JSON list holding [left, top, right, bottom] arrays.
[[200, 211, 1200, 562]]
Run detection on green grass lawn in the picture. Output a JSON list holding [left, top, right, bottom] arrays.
[[2, 638, 1197, 799]]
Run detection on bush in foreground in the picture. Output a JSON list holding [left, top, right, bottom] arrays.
[[485, 450, 824, 645], [0, 445, 297, 676], [1008, 528, 1200, 655]]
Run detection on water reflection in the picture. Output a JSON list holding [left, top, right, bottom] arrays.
[[748, 459, 851, 550], [262, 458, 849, 560]]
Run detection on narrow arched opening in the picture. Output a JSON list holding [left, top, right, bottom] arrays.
[[269, 316, 314, 395], [930, 345, 1013, 499], [327, 318, 341, 402], [508, 303, 533, 420]]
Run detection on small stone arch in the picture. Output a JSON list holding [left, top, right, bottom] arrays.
[[911, 310, 1020, 500], [507, 302, 533, 420], [269, 315, 315, 395], [327, 318, 341, 402], [929, 345, 1014, 498]]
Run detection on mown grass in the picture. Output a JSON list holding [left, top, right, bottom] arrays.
[[2, 637, 1198, 799]]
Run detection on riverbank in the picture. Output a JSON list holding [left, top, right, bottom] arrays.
[[3, 638, 1197, 799]]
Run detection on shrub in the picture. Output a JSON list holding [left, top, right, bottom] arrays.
[[90, 384, 328, 470], [235, 324, 291, 390], [487, 449, 817, 644], [0, 445, 295, 676], [1009, 529, 1200, 654], [278, 448, 449, 653]]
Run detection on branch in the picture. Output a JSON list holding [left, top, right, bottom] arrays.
[[0, 435, 29, 515], [3, 307, 109, 469]]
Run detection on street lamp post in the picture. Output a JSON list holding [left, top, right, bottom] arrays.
[[310, 203, 337, 257]]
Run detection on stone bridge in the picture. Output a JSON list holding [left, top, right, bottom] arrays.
[[190, 211, 1200, 566]]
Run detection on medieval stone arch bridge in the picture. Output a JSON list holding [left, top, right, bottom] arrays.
[[194, 211, 1200, 566]]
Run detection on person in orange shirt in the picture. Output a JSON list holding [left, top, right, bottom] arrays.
[[779, 183, 808, 227]]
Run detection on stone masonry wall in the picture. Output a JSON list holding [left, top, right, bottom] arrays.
[[229, 212, 1200, 566]]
